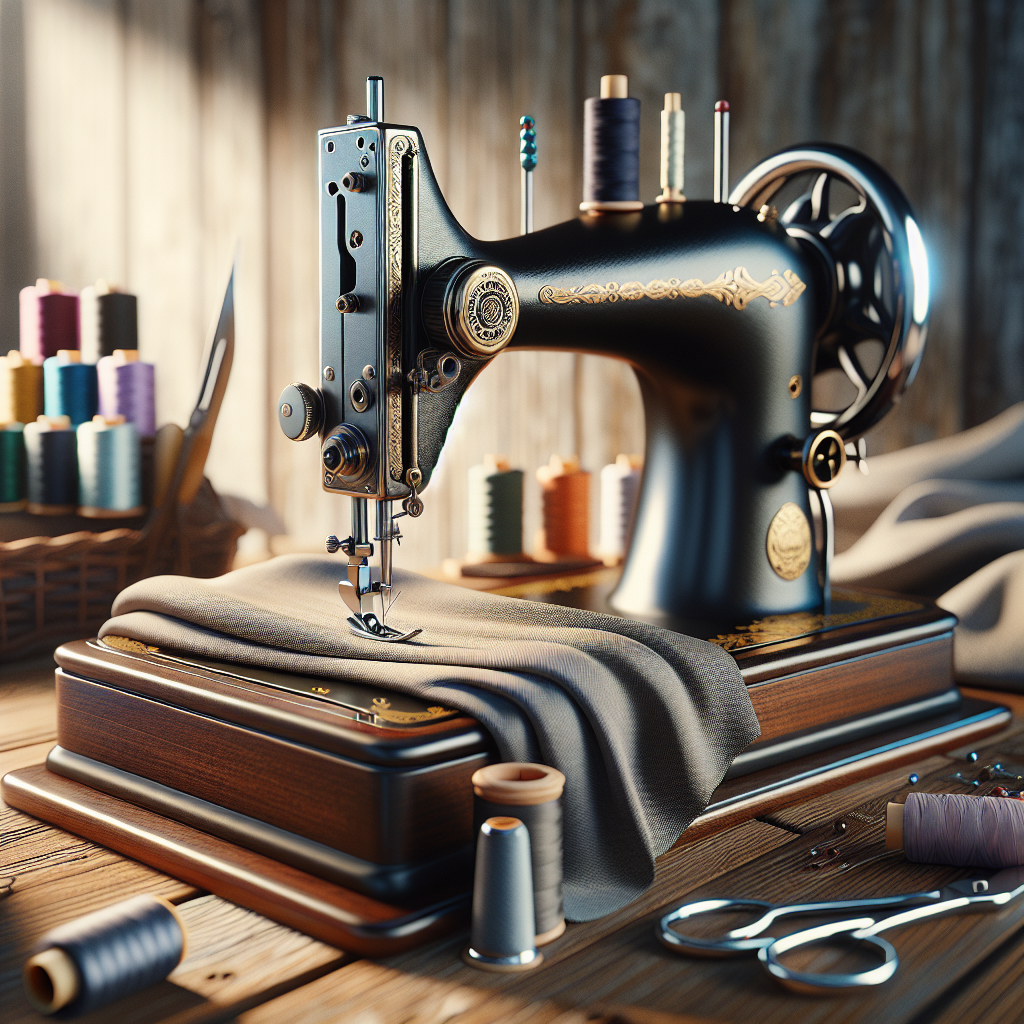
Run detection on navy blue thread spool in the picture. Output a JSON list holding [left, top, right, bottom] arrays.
[[472, 762, 566, 945], [581, 75, 643, 214], [24, 416, 78, 514], [463, 817, 543, 972], [23, 894, 186, 1017]]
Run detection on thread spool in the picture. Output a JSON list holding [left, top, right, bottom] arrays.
[[20, 280, 79, 365], [0, 350, 43, 423], [466, 455, 525, 562], [25, 416, 78, 514], [535, 454, 592, 562], [886, 792, 1024, 868], [581, 75, 642, 214], [23, 894, 186, 1017], [44, 351, 98, 426], [472, 762, 566, 945], [0, 423, 26, 510], [658, 93, 685, 203], [462, 816, 543, 972], [598, 453, 643, 565], [77, 416, 144, 517], [98, 350, 156, 437], [81, 283, 138, 363]]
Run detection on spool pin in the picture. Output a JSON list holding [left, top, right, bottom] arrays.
[[472, 762, 567, 946]]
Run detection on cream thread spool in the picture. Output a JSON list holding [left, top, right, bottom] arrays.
[[472, 762, 566, 945], [535, 454, 592, 562], [598, 453, 643, 565], [657, 92, 686, 203]]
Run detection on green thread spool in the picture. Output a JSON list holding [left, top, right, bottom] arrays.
[[0, 423, 26, 509], [467, 456, 524, 560]]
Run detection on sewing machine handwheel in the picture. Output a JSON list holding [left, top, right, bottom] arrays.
[[730, 145, 929, 442]]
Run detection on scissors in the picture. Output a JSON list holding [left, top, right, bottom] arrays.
[[657, 867, 1024, 992]]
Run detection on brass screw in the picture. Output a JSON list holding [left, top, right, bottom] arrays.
[[323, 366, 335, 381], [280, 403, 292, 417], [788, 374, 802, 398]]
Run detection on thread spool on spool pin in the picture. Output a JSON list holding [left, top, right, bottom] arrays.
[[463, 817, 544, 972], [24, 415, 78, 515], [23, 894, 186, 1017], [887, 792, 1024, 869], [580, 75, 643, 214], [598, 454, 643, 566], [472, 762, 567, 946], [535, 455, 594, 564], [657, 93, 685, 204]]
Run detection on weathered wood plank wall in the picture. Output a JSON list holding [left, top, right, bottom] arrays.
[[1, 0, 1022, 569]]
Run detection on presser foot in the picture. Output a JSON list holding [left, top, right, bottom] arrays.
[[347, 612, 422, 644]]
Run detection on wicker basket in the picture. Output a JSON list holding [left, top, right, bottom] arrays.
[[0, 478, 244, 659]]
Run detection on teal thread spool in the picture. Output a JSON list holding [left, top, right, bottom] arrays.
[[0, 423, 26, 509], [77, 416, 143, 516], [43, 352, 98, 426], [467, 456, 524, 560]]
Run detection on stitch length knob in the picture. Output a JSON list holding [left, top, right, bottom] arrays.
[[422, 260, 520, 358]]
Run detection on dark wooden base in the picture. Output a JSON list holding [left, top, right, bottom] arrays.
[[0, 764, 470, 958]]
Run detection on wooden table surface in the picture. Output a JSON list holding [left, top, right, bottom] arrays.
[[5, 655, 1024, 1024]]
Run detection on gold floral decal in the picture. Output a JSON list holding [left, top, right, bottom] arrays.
[[371, 696, 457, 725], [538, 267, 806, 310], [100, 635, 159, 654]]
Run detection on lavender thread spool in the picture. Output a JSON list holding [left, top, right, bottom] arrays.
[[887, 792, 1024, 868], [472, 762, 566, 945], [23, 894, 186, 1017], [462, 816, 543, 972], [98, 351, 156, 438]]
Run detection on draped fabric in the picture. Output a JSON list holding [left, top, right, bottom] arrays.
[[831, 403, 1024, 689], [101, 558, 759, 921]]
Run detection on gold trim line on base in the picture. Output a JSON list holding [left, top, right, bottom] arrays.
[[766, 501, 812, 581], [539, 266, 806, 310], [100, 635, 160, 654], [579, 200, 644, 213]]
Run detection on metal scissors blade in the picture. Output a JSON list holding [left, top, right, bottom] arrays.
[[758, 868, 1024, 993], [656, 889, 942, 957]]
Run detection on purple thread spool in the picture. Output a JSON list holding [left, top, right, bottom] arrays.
[[97, 352, 155, 438], [897, 793, 1024, 869]]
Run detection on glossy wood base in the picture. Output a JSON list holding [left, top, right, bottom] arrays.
[[0, 764, 469, 958]]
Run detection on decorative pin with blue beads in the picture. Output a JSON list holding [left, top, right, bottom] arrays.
[[519, 115, 537, 235]]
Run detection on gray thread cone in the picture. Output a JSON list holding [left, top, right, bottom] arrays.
[[464, 817, 542, 970]]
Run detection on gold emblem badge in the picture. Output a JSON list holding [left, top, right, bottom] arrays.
[[766, 502, 812, 580]]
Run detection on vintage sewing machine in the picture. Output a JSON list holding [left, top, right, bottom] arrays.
[[3, 75, 1008, 957]]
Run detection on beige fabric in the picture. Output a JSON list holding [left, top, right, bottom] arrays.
[[831, 403, 1024, 688]]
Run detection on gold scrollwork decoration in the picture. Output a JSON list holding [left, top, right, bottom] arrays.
[[371, 695, 457, 725], [101, 635, 160, 654], [386, 133, 415, 481], [766, 501, 813, 581], [538, 266, 806, 310]]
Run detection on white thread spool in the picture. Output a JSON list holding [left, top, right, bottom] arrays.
[[77, 415, 143, 517], [598, 454, 643, 565]]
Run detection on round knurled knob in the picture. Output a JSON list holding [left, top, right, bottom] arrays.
[[279, 383, 323, 441], [422, 259, 519, 359]]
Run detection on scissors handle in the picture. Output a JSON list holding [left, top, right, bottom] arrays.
[[758, 918, 899, 993], [657, 891, 940, 958]]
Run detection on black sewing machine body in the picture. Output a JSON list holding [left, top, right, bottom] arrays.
[[309, 121, 836, 620]]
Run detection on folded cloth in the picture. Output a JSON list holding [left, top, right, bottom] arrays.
[[101, 556, 759, 921]]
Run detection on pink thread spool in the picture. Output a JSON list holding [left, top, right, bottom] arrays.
[[20, 280, 79, 365], [886, 792, 1024, 869]]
